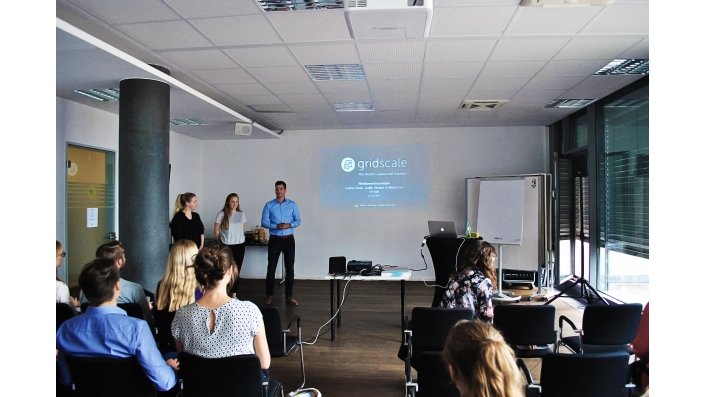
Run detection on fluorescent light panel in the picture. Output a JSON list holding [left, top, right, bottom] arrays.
[[170, 118, 208, 126], [257, 0, 343, 12], [74, 88, 120, 102], [334, 102, 375, 112], [593, 59, 649, 76], [545, 99, 596, 108], [305, 64, 366, 81]]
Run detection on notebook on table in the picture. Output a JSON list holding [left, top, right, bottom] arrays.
[[427, 220, 458, 238]]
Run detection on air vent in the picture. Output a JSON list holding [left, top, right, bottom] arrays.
[[257, 0, 344, 12], [459, 100, 508, 111], [305, 64, 366, 81]]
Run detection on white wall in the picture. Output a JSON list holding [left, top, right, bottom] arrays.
[[197, 127, 548, 281], [56, 98, 547, 282]]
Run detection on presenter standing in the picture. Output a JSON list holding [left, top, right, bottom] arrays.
[[261, 181, 301, 306], [215, 193, 247, 295]]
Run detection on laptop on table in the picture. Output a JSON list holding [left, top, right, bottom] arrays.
[[427, 220, 458, 238]]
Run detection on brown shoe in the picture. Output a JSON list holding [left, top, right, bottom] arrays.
[[264, 295, 273, 305], [286, 297, 299, 306]]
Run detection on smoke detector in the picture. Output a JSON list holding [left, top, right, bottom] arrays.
[[459, 100, 508, 111]]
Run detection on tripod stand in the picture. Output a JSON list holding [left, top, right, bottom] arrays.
[[545, 173, 607, 306]]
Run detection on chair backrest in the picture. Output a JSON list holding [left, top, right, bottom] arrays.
[[179, 352, 264, 397], [118, 302, 146, 319], [56, 303, 75, 330], [539, 352, 630, 397], [65, 355, 156, 397], [155, 309, 177, 354], [494, 304, 556, 346], [260, 305, 286, 357], [410, 307, 475, 351], [425, 237, 479, 307], [412, 351, 459, 397], [582, 303, 643, 346]]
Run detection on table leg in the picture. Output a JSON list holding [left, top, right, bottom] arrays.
[[330, 278, 336, 341], [336, 279, 342, 328], [401, 279, 406, 331]]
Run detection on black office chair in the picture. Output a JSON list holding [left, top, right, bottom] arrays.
[[118, 302, 145, 319], [155, 309, 177, 354], [556, 303, 642, 354], [493, 304, 556, 358], [518, 351, 633, 397], [64, 355, 158, 397], [425, 237, 479, 306], [260, 306, 301, 358], [403, 307, 475, 397], [178, 352, 282, 397], [56, 302, 75, 330]]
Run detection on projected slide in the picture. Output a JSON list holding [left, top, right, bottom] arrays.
[[320, 144, 429, 209]]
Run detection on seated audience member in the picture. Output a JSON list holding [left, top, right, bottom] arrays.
[[171, 245, 271, 379], [56, 258, 178, 391], [440, 240, 497, 323], [56, 240, 79, 310], [443, 320, 524, 397], [80, 241, 154, 328], [629, 302, 649, 395], [155, 239, 202, 354]]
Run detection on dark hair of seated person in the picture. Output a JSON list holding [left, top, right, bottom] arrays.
[[79, 258, 120, 307], [194, 245, 238, 291]]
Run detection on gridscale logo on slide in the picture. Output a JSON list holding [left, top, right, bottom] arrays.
[[341, 157, 356, 172]]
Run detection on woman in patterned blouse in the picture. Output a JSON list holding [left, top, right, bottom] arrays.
[[440, 240, 497, 323]]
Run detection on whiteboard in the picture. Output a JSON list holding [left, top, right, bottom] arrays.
[[476, 179, 525, 245]]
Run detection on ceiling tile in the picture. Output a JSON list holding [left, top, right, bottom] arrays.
[[465, 89, 516, 100], [430, 6, 517, 36], [163, 0, 262, 18], [472, 76, 530, 92], [263, 81, 320, 95], [191, 68, 256, 84], [223, 47, 299, 68], [421, 78, 476, 92], [229, 94, 283, 105], [316, 80, 369, 94], [267, 11, 350, 42], [215, 83, 273, 97], [491, 38, 570, 61], [289, 43, 360, 65], [159, 49, 237, 70], [191, 15, 281, 46], [117, 20, 212, 49], [524, 76, 585, 90], [618, 38, 649, 59], [480, 60, 547, 78], [364, 63, 422, 80], [425, 39, 497, 62], [71, 0, 180, 24], [279, 94, 330, 105], [582, 5, 649, 35], [424, 62, 484, 79], [511, 89, 566, 102], [537, 59, 612, 77], [368, 79, 420, 93], [555, 37, 643, 60], [324, 92, 371, 103], [357, 41, 426, 63], [247, 66, 311, 83], [505, 6, 601, 35]]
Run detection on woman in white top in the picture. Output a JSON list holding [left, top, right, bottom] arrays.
[[214, 193, 247, 294], [171, 245, 270, 376], [56, 240, 79, 309]]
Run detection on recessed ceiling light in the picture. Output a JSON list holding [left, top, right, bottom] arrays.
[[305, 64, 366, 81], [545, 99, 596, 109], [74, 88, 120, 102], [169, 118, 208, 126], [334, 103, 375, 112], [593, 59, 649, 76]]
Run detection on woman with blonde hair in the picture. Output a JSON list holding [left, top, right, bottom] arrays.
[[443, 320, 524, 397], [214, 193, 247, 294], [155, 239, 202, 354], [170, 192, 205, 249], [440, 240, 497, 322]]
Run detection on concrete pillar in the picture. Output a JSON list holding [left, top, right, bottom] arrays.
[[118, 77, 170, 292]]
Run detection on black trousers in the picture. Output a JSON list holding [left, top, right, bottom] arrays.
[[227, 243, 246, 292], [266, 235, 295, 297]]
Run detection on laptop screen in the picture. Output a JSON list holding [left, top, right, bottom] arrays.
[[428, 220, 457, 237]]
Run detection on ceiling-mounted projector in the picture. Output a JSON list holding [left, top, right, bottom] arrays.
[[345, 0, 433, 39], [233, 122, 252, 136]]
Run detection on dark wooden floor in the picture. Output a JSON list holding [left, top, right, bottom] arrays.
[[235, 277, 584, 397]]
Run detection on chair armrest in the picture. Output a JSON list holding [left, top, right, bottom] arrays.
[[558, 315, 582, 338], [517, 359, 541, 396]]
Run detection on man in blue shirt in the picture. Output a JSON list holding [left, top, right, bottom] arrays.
[[57, 258, 178, 391], [261, 180, 302, 306]]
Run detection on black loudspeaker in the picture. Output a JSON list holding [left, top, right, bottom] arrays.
[[329, 256, 347, 274]]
